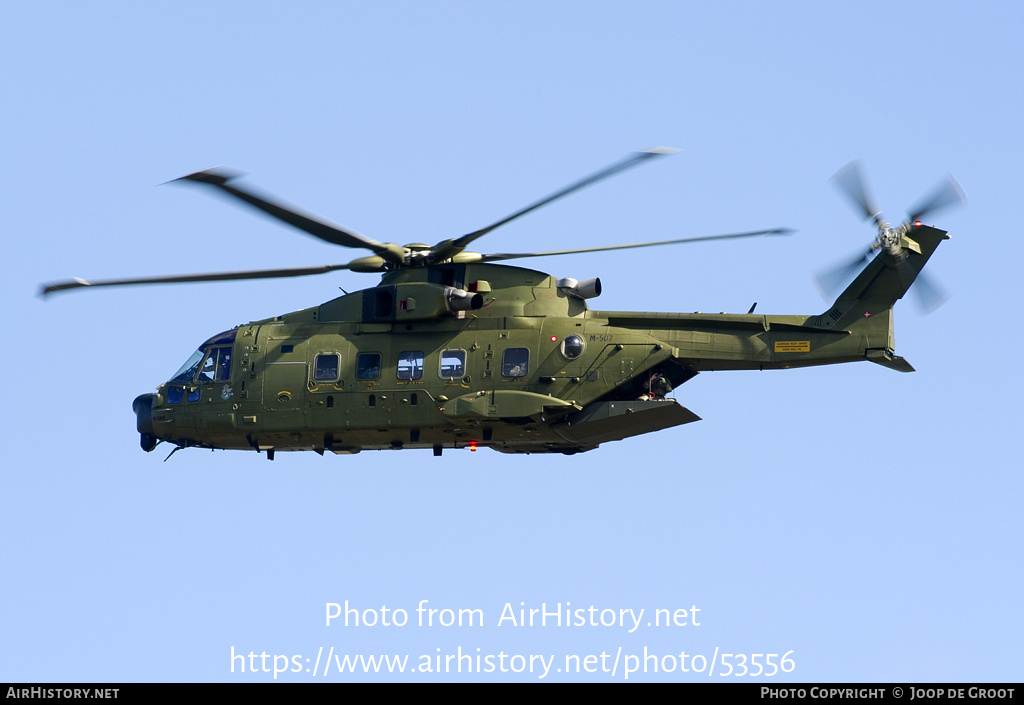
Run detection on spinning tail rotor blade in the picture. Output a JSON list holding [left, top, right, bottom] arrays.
[[823, 161, 963, 313], [814, 247, 875, 298], [908, 269, 948, 312], [907, 175, 966, 224], [832, 161, 885, 229]]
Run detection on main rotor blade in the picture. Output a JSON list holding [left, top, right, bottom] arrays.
[[832, 161, 885, 229], [173, 169, 403, 262], [479, 227, 794, 263], [431, 147, 678, 260], [40, 263, 352, 296], [907, 175, 966, 224]]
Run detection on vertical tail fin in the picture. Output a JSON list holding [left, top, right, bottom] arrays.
[[821, 224, 949, 328], [818, 224, 949, 372]]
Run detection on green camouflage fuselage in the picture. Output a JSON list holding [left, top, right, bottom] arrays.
[[134, 225, 946, 456]]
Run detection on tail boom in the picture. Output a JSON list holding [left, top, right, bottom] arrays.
[[597, 225, 948, 375]]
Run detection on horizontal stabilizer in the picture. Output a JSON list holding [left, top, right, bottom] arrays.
[[866, 349, 915, 373]]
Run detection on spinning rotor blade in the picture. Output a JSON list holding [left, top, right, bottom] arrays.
[[832, 161, 885, 230], [40, 263, 352, 296], [430, 147, 679, 261], [479, 227, 794, 263], [890, 249, 949, 313], [908, 270, 948, 312], [45, 149, 796, 298], [814, 246, 876, 298], [174, 169, 404, 262], [907, 175, 966, 224], [822, 161, 964, 313]]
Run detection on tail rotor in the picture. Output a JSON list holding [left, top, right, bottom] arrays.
[[816, 161, 965, 311]]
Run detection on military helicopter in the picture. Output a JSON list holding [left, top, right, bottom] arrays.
[[42, 149, 964, 459]]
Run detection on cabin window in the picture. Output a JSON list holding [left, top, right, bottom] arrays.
[[314, 353, 340, 381], [356, 353, 381, 380], [439, 349, 466, 378], [167, 387, 184, 404], [502, 347, 530, 377], [397, 351, 424, 380]]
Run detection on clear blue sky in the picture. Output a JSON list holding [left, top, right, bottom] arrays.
[[3, 0, 1021, 682]]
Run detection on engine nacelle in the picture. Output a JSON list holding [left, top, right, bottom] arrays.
[[446, 287, 484, 312], [556, 277, 602, 300]]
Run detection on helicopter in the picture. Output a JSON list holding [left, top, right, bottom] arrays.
[[42, 149, 964, 459]]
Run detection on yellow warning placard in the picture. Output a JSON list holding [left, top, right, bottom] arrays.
[[775, 340, 810, 353]]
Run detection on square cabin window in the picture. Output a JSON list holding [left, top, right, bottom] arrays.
[[502, 347, 529, 377], [439, 349, 465, 378], [397, 350, 424, 380], [356, 353, 381, 380], [314, 353, 340, 381]]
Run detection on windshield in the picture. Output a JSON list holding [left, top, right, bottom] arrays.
[[170, 349, 206, 383], [168, 328, 237, 383]]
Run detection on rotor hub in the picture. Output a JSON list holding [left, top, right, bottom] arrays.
[[878, 223, 901, 254]]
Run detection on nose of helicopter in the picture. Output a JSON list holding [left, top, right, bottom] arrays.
[[133, 393, 158, 452]]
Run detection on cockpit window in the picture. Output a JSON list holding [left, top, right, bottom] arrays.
[[168, 329, 237, 384], [170, 349, 205, 383], [198, 351, 217, 381], [197, 347, 232, 382]]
